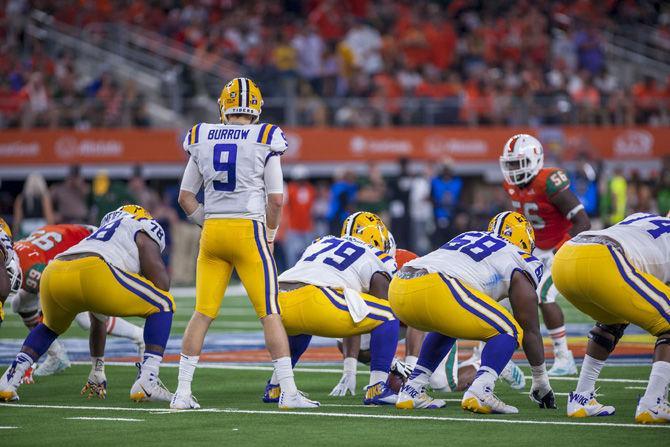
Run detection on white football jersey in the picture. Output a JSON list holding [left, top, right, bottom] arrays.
[[406, 231, 544, 301], [183, 122, 287, 222], [575, 213, 670, 283], [278, 235, 397, 293], [58, 212, 166, 273]]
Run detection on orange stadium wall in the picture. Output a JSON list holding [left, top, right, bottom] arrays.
[[0, 127, 667, 166]]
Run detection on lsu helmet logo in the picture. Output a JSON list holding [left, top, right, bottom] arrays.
[[488, 211, 535, 254], [219, 77, 263, 124], [341, 211, 391, 253]]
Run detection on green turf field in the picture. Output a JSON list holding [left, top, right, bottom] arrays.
[[0, 291, 596, 339], [0, 364, 666, 446]]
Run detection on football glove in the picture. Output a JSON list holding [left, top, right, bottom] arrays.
[[329, 372, 356, 397], [530, 386, 556, 409], [390, 358, 414, 380], [81, 370, 107, 399]]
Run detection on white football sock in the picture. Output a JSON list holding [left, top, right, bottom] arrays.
[[408, 365, 431, 388], [548, 326, 569, 356], [74, 313, 92, 330], [405, 355, 418, 368], [642, 361, 670, 402], [273, 356, 297, 395], [107, 317, 144, 343], [141, 353, 162, 378], [369, 370, 388, 386], [12, 352, 33, 376], [469, 366, 498, 394], [430, 354, 449, 386], [575, 354, 605, 393], [176, 354, 199, 395]]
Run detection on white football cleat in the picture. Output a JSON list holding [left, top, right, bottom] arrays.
[[567, 390, 615, 417], [34, 342, 71, 377], [170, 392, 201, 410], [0, 365, 24, 402], [130, 372, 173, 402], [548, 350, 577, 376], [635, 396, 670, 424], [500, 360, 526, 390], [396, 383, 446, 409], [278, 391, 320, 409], [462, 388, 518, 414]]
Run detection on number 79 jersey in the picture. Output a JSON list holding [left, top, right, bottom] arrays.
[[183, 122, 287, 221], [576, 213, 670, 283], [405, 231, 544, 301], [278, 235, 397, 293], [58, 214, 166, 274]]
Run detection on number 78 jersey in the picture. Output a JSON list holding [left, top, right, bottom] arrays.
[[278, 236, 397, 292], [183, 122, 287, 221], [406, 231, 544, 301], [58, 215, 166, 274]]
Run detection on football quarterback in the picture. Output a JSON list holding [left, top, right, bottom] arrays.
[[553, 213, 670, 423], [0, 205, 174, 404], [389, 212, 555, 413], [500, 134, 591, 376], [175, 77, 316, 410]]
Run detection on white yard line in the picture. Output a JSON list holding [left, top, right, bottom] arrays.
[[2, 403, 668, 429], [625, 386, 647, 390], [65, 417, 144, 422], [0, 426, 19, 429]]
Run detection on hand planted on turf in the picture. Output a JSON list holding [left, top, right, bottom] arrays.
[[81, 371, 107, 400], [530, 386, 556, 409], [329, 372, 356, 396], [390, 358, 414, 380]]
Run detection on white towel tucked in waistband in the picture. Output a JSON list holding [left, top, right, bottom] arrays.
[[343, 288, 370, 323]]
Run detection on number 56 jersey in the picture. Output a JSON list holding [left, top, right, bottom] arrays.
[[405, 231, 544, 301], [183, 122, 287, 221], [278, 235, 397, 293], [58, 212, 166, 274]]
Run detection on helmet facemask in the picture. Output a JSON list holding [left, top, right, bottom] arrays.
[[500, 154, 542, 185]]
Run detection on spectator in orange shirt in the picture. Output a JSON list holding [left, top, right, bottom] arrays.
[[284, 165, 317, 266], [632, 76, 663, 123]]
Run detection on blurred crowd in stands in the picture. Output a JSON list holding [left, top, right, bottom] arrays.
[[1, 0, 670, 128], [1, 156, 668, 281]]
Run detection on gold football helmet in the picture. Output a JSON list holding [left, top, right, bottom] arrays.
[[0, 218, 11, 240], [218, 77, 263, 123], [341, 211, 391, 253], [117, 204, 153, 221], [488, 211, 535, 254]]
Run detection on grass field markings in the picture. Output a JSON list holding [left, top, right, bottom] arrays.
[[0, 426, 18, 429], [625, 386, 647, 390], [0, 403, 172, 413], [6, 403, 669, 430], [550, 376, 647, 384], [170, 321, 260, 329], [65, 417, 144, 422]]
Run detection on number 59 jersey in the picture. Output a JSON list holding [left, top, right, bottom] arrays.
[[405, 231, 544, 301], [575, 213, 670, 283], [278, 235, 397, 293], [58, 214, 166, 274], [183, 122, 287, 221]]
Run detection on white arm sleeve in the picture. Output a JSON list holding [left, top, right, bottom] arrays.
[[264, 154, 284, 194], [180, 157, 203, 193]]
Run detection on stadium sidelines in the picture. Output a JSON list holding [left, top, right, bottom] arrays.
[[1, 403, 668, 429], [84, 361, 650, 384]]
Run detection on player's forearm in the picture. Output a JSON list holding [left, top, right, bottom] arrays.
[[89, 314, 107, 358], [342, 336, 361, 360], [568, 209, 591, 236], [266, 193, 283, 233], [521, 327, 546, 367]]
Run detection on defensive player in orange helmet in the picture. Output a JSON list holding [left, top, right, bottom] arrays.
[[500, 134, 591, 376]]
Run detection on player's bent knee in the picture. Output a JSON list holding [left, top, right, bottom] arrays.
[[589, 323, 628, 353]]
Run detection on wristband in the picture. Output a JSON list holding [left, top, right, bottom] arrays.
[[266, 226, 278, 242], [187, 204, 204, 227]]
